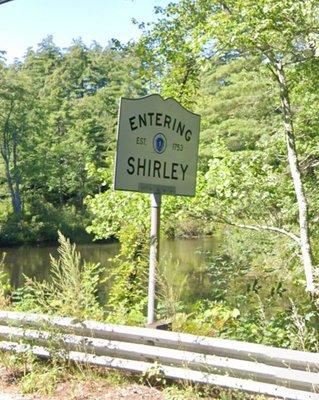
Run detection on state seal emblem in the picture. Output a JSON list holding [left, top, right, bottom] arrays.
[[153, 133, 166, 154]]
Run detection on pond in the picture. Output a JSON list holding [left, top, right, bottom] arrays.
[[0, 237, 218, 304]]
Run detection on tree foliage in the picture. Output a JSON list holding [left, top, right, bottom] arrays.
[[0, 37, 145, 243], [136, 0, 319, 291]]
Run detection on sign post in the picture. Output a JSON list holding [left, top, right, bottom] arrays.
[[148, 193, 161, 324], [114, 94, 200, 325]]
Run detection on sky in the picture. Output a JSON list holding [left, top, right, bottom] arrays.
[[0, 0, 171, 64]]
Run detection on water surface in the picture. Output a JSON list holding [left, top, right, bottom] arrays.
[[0, 237, 217, 303]]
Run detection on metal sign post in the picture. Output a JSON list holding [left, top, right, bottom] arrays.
[[114, 94, 200, 326], [148, 193, 161, 325]]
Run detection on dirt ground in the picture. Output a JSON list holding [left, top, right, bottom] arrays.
[[0, 379, 166, 400], [0, 364, 265, 400], [0, 367, 166, 400], [0, 365, 198, 400], [43, 381, 165, 400]]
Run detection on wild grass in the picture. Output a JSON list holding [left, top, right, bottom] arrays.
[[15, 231, 104, 320]]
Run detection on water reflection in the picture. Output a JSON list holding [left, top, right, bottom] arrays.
[[1, 243, 119, 287], [160, 238, 217, 303], [0, 237, 217, 303]]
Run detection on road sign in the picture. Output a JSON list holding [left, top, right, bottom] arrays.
[[114, 94, 201, 325], [114, 94, 200, 197]]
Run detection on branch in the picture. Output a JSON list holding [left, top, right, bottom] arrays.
[[178, 59, 198, 100], [216, 217, 301, 245]]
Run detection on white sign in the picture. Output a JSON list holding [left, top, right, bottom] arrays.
[[114, 94, 200, 196]]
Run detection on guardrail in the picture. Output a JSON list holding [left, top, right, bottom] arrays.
[[0, 311, 318, 400]]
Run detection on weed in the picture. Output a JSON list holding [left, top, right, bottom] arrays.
[[20, 361, 63, 395], [157, 257, 187, 319], [0, 254, 12, 309], [163, 385, 202, 399], [141, 362, 167, 388], [16, 232, 104, 320]]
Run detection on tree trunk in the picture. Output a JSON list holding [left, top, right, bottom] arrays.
[[1, 107, 22, 215], [275, 61, 315, 292], [2, 153, 22, 215], [11, 128, 22, 214]]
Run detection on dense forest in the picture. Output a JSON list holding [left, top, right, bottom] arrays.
[[0, 0, 318, 353], [0, 36, 146, 243]]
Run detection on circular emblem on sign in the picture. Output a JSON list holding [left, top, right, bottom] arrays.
[[153, 133, 167, 154]]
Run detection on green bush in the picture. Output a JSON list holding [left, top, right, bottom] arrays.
[[0, 200, 92, 245], [103, 224, 149, 325]]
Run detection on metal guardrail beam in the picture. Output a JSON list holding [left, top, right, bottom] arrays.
[[0, 324, 317, 392], [0, 311, 318, 400], [0, 340, 318, 400], [0, 311, 317, 371]]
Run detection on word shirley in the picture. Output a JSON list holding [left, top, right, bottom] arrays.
[[127, 157, 188, 181]]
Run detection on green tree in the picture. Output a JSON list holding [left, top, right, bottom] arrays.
[[207, 0, 319, 292], [139, 0, 319, 292], [0, 37, 147, 243], [0, 64, 34, 215]]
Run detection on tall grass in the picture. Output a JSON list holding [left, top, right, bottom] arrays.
[[16, 232, 104, 320]]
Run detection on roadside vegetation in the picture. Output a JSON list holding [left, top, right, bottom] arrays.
[[0, 0, 319, 398], [0, 231, 317, 398], [0, 350, 270, 400]]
